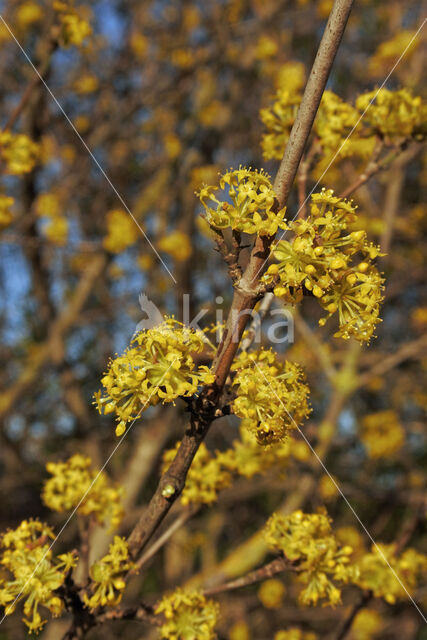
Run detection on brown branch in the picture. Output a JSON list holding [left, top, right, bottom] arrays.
[[212, 227, 243, 284], [355, 334, 427, 390], [203, 556, 297, 597], [126, 0, 354, 562]]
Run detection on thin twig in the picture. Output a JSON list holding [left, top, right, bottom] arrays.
[[203, 556, 297, 597]]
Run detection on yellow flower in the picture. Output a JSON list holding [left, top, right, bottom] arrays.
[[73, 73, 99, 94], [15, 1, 43, 28], [197, 167, 286, 236], [352, 609, 383, 640], [83, 537, 132, 609], [155, 589, 220, 640], [360, 410, 405, 459], [266, 189, 384, 342], [95, 318, 214, 436], [44, 216, 68, 246], [265, 509, 357, 606], [158, 230, 192, 262], [0, 520, 77, 633], [0, 193, 14, 229], [103, 208, 139, 253], [54, 1, 92, 47], [260, 89, 301, 160], [258, 578, 286, 608], [0, 130, 39, 174], [162, 442, 232, 505], [275, 629, 317, 640], [369, 31, 419, 77], [356, 88, 425, 140], [231, 348, 310, 445], [354, 544, 427, 604], [42, 454, 124, 530]]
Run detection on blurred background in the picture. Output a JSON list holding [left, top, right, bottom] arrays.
[[0, 0, 425, 638]]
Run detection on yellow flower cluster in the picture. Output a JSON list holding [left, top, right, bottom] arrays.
[[155, 589, 220, 640], [103, 208, 139, 253], [0, 193, 14, 229], [94, 318, 214, 436], [275, 629, 317, 640], [35, 192, 68, 246], [368, 31, 419, 77], [265, 189, 384, 342], [264, 510, 356, 606], [0, 130, 39, 175], [54, 1, 92, 47], [260, 89, 301, 160], [158, 230, 192, 262], [83, 536, 132, 609], [258, 578, 286, 608], [231, 348, 310, 444], [355, 544, 427, 604], [197, 167, 286, 236], [0, 520, 77, 633], [352, 609, 383, 640], [220, 421, 292, 478], [360, 410, 404, 459], [356, 88, 426, 140], [261, 86, 425, 163], [162, 442, 232, 505], [42, 454, 124, 530]]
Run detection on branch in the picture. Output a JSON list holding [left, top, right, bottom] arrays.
[[127, 0, 354, 561], [203, 556, 297, 597]]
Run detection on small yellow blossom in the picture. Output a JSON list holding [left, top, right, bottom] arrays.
[[258, 578, 286, 608], [265, 189, 384, 342], [54, 1, 92, 47], [158, 230, 192, 262], [265, 509, 357, 606], [356, 88, 425, 140], [94, 318, 214, 436], [42, 454, 124, 530], [0, 520, 77, 633], [352, 609, 383, 640], [103, 208, 139, 253], [83, 537, 132, 609], [360, 410, 404, 459], [197, 167, 286, 236], [74, 74, 99, 94], [354, 544, 427, 604], [0, 130, 39, 174], [155, 589, 220, 640], [369, 31, 419, 77], [275, 629, 317, 640], [16, 1, 43, 28], [231, 348, 310, 445], [0, 193, 14, 229]]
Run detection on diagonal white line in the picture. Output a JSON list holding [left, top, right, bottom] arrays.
[[0, 14, 177, 284], [254, 18, 426, 280], [250, 356, 427, 622], [0, 358, 179, 626]]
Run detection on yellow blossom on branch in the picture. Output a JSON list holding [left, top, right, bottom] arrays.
[[231, 348, 310, 445], [360, 410, 405, 459], [356, 88, 426, 140], [158, 230, 192, 262], [53, 1, 92, 47], [0, 193, 14, 229], [354, 544, 427, 604], [42, 454, 124, 530], [265, 510, 357, 606], [0, 130, 39, 175], [0, 520, 77, 633], [155, 589, 220, 640], [103, 208, 139, 253], [94, 318, 214, 436], [83, 536, 132, 609], [265, 189, 384, 342], [197, 167, 286, 236]]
